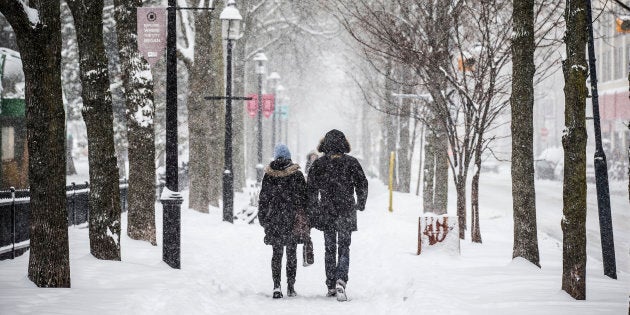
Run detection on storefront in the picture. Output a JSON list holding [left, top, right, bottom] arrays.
[[0, 48, 27, 189]]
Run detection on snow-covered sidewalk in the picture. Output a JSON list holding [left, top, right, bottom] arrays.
[[0, 176, 627, 314]]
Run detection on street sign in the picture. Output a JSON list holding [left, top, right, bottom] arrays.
[[540, 127, 549, 137], [279, 104, 289, 119], [262, 95, 274, 118], [246, 94, 257, 118], [245, 94, 275, 118], [137, 7, 167, 66]]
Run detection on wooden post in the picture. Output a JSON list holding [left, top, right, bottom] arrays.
[[388, 151, 395, 212]]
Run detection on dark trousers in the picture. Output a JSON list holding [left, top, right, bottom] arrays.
[[272, 244, 297, 288], [324, 230, 352, 289]]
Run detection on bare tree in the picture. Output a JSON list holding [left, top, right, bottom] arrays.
[[561, 0, 588, 301], [511, 0, 541, 266], [67, 0, 121, 260], [0, 0, 70, 287], [113, 0, 157, 244]]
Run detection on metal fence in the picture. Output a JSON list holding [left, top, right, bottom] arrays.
[[0, 179, 129, 260]]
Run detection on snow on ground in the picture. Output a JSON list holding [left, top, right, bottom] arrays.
[[0, 169, 628, 314]]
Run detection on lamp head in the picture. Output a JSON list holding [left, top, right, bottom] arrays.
[[220, 0, 242, 41]]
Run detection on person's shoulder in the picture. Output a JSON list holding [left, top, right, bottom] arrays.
[[343, 154, 359, 163]]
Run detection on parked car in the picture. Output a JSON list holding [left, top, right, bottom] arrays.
[[535, 159, 556, 180]]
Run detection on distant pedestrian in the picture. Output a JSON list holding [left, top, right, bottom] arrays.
[[304, 151, 319, 175], [258, 144, 309, 299], [306, 129, 368, 301]]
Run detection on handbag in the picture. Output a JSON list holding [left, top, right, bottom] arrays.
[[303, 237, 314, 267]]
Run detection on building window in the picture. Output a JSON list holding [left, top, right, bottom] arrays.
[[2, 127, 15, 161]]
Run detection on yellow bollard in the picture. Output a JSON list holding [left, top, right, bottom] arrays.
[[388, 151, 395, 212]]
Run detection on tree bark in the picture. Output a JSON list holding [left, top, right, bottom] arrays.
[[470, 146, 482, 243], [422, 130, 435, 212], [207, 1, 225, 207], [511, 0, 540, 267], [68, 0, 122, 260], [187, 2, 224, 211], [0, 0, 71, 287], [561, 0, 588, 300], [113, 0, 157, 245], [455, 174, 466, 239], [434, 132, 449, 215], [398, 71, 412, 193], [233, 19, 246, 192]]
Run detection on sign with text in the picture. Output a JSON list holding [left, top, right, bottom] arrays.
[[137, 7, 167, 66], [246, 94, 275, 118]]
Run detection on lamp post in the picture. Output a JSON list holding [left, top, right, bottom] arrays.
[[220, 0, 242, 223], [267, 72, 280, 151], [161, 0, 184, 269], [276, 84, 285, 145], [585, 0, 616, 279], [253, 52, 267, 183]]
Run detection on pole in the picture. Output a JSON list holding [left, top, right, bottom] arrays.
[[161, 0, 182, 269], [388, 151, 395, 212], [11, 187, 15, 259], [586, 0, 616, 279], [256, 70, 263, 183], [271, 88, 276, 150], [223, 38, 234, 223]]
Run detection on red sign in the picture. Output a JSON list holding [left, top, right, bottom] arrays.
[[246, 94, 275, 118], [137, 7, 167, 66], [540, 127, 549, 137]]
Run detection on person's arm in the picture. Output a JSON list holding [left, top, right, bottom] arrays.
[[294, 171, 308, 210], [258, 174, 270, 226], [305, 160, 320, 220], [353, 159, 368, 211]]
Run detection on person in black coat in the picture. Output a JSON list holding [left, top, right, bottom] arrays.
[[306, 129, 368, 301], [258, 144, 308, 299]]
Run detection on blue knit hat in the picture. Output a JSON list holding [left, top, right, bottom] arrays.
[[273, 144, 291, 160]]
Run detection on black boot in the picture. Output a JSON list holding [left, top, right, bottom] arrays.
[[273, 287, 283, 299], [287, 283, 297, 297]]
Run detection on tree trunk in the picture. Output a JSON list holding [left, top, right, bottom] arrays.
[[416, 124, 425, 196], [68, 0, 122, 260], [434, 132, 449, 215], [113, 0, 157, 245], [511, 0, 540, 266], [1, 0, 71, 287], [187, 2, 224, 211], [233, 16, 246, 192], [456, 174, 466, 239], [422, 130, 435, 212], [398, 72, 412, 193], [208, 2, 225, 207], [561, 0, 588, 300], [470, 147, 482, 243]]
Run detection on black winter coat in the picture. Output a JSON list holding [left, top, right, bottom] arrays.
[[258, 158, 307, 245], [306, 153, 368, 232]]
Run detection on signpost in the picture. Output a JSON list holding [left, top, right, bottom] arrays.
[[137, 8, 167, 66]]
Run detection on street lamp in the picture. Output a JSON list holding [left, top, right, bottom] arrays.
[[220, 0, 242, 223], [275, 84, 285, 146], [267, 72, 280, 151], [253, 51, 267, 184], [585, 0, 616, 279]]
